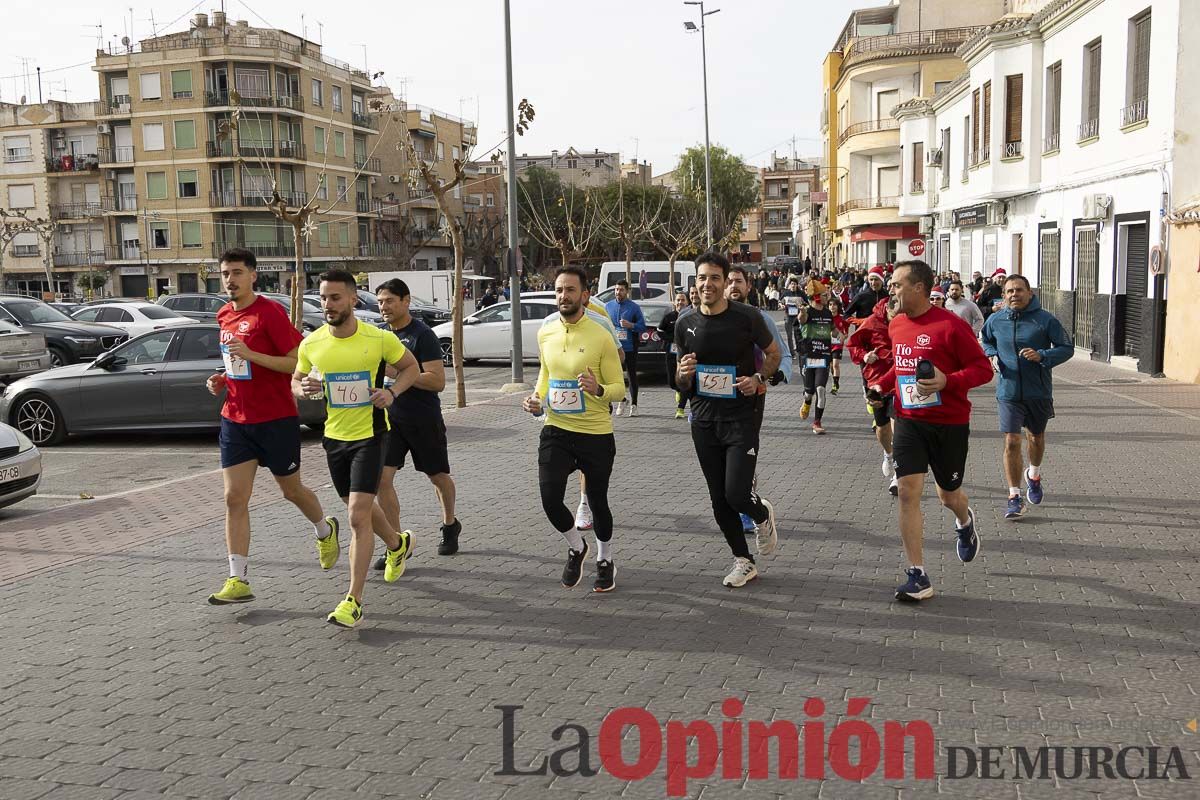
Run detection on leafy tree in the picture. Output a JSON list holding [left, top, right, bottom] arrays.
[[675, 145, 759, 252]]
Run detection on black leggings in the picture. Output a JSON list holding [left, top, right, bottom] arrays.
[[690, 419, 768, 560], [623, 348, 639, 404], [537, 426, 616, 541], [666, 352, 687, 408], [803, 361, 830, 421]]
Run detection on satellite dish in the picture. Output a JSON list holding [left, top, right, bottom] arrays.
[[121, 36, 130, 46]]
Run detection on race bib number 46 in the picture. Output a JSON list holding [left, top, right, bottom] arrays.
[[326, 371, 373, 408], [548, 378, 585, 415], [695, 364, 737, 399], [220, 344, 252, 380], [897, 375, 942, 409]]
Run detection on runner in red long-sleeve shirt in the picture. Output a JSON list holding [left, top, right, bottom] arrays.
[[882, 260, 994, 602]]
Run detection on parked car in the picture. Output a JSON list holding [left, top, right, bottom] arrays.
[[259, 294, 326, 334], [591, 286, 678, 303], [49, 302, 83, 317], [71, 301, 197, 338], [298, 294, 382, 325], [0, 295, 127, 367], [305, 289, 448, 327], [630, 301, 673, 368], [0, 320, 52, 382], [0, 421, 41, 508], [157, 293, 228, 321], [0, 324, 326, 446], [431, 299, 559, 365]]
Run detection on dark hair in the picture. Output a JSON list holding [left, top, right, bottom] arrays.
[[219, 247, 257, 270], [615, 279, 630, 289], [1004, 274, 1032, 290], [554, 265, 589, 289], [728, 265, 750, 282], [695, 251, 730, 277], [895, 259, 935, 296], [318, 269, 358, 291], [949, 280, 964, 289], [376, 278, 410, 299]]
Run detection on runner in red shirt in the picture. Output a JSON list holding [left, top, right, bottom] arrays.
[[204, 248, 339, 606], [883, 260, 993, 602]]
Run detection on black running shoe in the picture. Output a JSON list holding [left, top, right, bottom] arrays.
[[562, 540, 589, 588], [594, 559, 616, 593], [373, 555, 385, 570], [438, 518, 461, 556]]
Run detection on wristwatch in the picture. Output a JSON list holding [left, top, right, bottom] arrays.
[[753, 372, 765, 385]]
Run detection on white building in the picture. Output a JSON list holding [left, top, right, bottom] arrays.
[[896, 0, 1176, 373]]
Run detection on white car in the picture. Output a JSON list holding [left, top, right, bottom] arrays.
[[71, 302, 197, 338], [0, 421, 41, 509], [432, 299, 559, 365]]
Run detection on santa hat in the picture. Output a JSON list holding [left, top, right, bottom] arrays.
[[991, 268, 1007, 278], [868, 266, 885, 278], [930, 289, 945, 299]]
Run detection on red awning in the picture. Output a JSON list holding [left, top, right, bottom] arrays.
[[851, 224, 919, 242]]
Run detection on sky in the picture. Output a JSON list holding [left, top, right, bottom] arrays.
[[1, 0, 882, 174]]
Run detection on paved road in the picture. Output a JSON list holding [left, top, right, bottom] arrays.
[[1, 352, 1198, 799]]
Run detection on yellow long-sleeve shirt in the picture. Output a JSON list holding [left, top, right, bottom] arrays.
[[535, 312, 626, 434]]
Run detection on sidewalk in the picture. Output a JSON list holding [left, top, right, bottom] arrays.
[[1, 354, 1198, 799]]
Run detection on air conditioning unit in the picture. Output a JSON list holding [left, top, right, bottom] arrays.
[[926, 148, 943, 167], [1083, 193, 1112, 219], [986, 202, 1007, 226], [107, 170, 118, 180], [918, 216, 934, 235], [60, 224, 73, 234], [97, 123, 111, 134], [940, 210, 954, 228], [388, 175, 401, 184]]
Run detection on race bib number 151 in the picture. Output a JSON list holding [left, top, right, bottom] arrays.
[[695, 364, 737, 399]]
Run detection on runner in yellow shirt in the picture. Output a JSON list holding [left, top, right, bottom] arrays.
[[293, 269, 420, 628]]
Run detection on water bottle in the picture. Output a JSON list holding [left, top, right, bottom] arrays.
[[308, 369, 324, 400]]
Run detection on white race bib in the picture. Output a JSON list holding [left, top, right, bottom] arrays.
[[616, 328, 629, 342], [695, 364, 737, 399], [805, 358, 826, 369], [897, 375, 942, 409], [220, 344, 252, 380], [547, 379, 585, 415], [326, 371, 373, 408]]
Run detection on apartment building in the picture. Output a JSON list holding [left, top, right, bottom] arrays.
[[758, 155, 821, 261], [620, 160, 652, 187], [896, 0, 1179, 375], [512, 147, 620, 188], [820, 0, 1005, 270], [0, 101, 105, 297], [92, 11, 382, 297]]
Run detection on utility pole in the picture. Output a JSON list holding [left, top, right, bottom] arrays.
[[502, 0, 526, 388], [684, 2, 719, 250]]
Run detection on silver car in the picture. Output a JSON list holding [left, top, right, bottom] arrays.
[[0, 319, 52, 381], [0, 421, 41, 508], [0, 323, 325, 446]]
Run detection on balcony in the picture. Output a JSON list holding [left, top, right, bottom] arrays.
[[1078, 118, 1099, 142], [205, 92, 304, 113], [107, 244, 141, 261], [910, 181, 924, 194], [1003, 140, 1023, 159], [839, 27, 983, 78], [278, 141, 306, 160], [207, 140, 234, 158], [354, 156, 381, 173], [53, 251, 106, 267], [352, 111, 377, 130], [1043, 131, 1060, 154], [356, 196, 382, 214], [50, 203, 104, 220], [838, 119, 900, 147], [962, 167, 970, 183], [101, 194, 138, 213], [358, 242, 396, 258], [763, 217, 792, 232], [46, 155, 100, 173], [210, 190, 238, 208], [1120, 98, 1148, 128], [237, 139, 275, 157], [12, 245, 39, 258], [103, 95, 131, 115], [98, 146, 134, 164], [212, 241, 307, 259], [978, 145, 991, 164], [837, 196, 900, 214]]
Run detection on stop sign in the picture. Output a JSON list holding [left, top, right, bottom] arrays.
[[908, 238, 926, 257]]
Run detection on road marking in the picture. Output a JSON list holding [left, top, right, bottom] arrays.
[[1057, 375, 1200, 422]]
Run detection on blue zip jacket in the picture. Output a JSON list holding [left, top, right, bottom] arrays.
[[980, 294, 1074, 402], [605, 298, 646, 353]]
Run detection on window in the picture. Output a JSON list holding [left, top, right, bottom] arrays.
[[177, 327, 221, 360], [147, 172, 167, 200], [139, 72, 161, 100], [182, 221, 202, 248], [177, 169, 198, 198], [1004, 74, 1023, 157], [352, 94, 364, 115], [173, 119, 196, 150], [143, 123, 165, 151], [1081, 39, 1102, 140], [336, 176, 347, 200], [983, 233, 998, 273], [234, 68, 269, 99], [1045, 62, 1062, 152], [338, 223, 349, 246], [98, 307, 134, 324], [567, 159, 577, 169], [437, 142, 445, 161], [1124, 11, 1151, 125], [331, 85, 343, 112], [933, 80, 952, 95], [960, 235, 972, 273], [911, 142, 924, 192], [941, 127, 951, 188], [116, 330, 174, 363], [318, 222, 330, 246], [594, 158, 603, 167], [7, 184, 34, 208], [971, 89, 980, 162], [333, 131, 345, 158], [486, 193, 494, 207], [150, 221, 170, 249], [452, 145, 460, 161], [316, 175, 328, 200], [4, 135, 32, 163], [314, 126, 326, 154], [171, 69, 192, 99], [311, 78, 323, 107], [982, 81, 992, 159]]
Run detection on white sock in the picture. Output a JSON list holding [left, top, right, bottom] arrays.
[[229, 554, 248, 580], [1028, 465, 1041, 480], [911, 565, 925, 575], [562, 527, 585, 551], [314, 518, 333, 539], [1009, 486, 1021, 498], [596, 538, 611, 561], [577, 495, 590, 509], [955, 514, 970, 528]]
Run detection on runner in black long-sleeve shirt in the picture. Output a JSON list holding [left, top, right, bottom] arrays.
[[845, 266, 889, 321]]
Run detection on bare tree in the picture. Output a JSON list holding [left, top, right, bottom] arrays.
[[376, 197, 437, 270], [595, 180, 667, 286], [647, 195, 707, 291], [0, 209, 58, 294], [518, 177, 602, 269]]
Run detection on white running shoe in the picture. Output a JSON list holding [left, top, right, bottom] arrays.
[[882, 454, 896, 478], [611, 401, 624, 417], [755, 496, 778, 556], [722, 557, 759, 587], [888, 474, 899, 497], [575, 500, 593, 531], [628, 405, 638, 417]]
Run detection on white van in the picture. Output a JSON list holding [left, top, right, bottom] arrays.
[[598, 261, 695, 294]]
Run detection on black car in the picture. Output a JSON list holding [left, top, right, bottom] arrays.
[[259, 294, 326, 333], [0, 295, 127, 367], [630, 301, 673, 370], [305, 288, 450, 328], [157, 293, 228, 321]]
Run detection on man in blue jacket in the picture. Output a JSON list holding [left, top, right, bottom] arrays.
[[605, 280, 646, 416], [980, 275, 1074, 519]]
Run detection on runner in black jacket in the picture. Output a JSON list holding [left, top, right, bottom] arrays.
[[845, 266, 889, 320]]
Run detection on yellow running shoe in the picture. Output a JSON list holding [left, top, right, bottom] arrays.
[[316, 517, 340, 570], [384, 531, 413, 583], [207, 577, 254, 605], [327, 595, 362, 628], [799, 402, 811, 420]]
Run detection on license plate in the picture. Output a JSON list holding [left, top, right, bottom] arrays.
[[18, 359, 38, 370], [0, 466, 20, 481]]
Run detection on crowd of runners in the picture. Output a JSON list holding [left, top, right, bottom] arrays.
[[204, 245, 1074, 627]]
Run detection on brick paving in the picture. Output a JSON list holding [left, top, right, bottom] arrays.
[[1, 354, 1198, 799]]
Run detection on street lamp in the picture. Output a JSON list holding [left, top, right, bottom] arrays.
[[683, 1, 719, 250]]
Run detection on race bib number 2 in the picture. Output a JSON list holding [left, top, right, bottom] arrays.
[[326, 371, 373, 408], [548, 379, 585, 415], [220, 344, 251, 380], [695, 364, 737, 399], [897, 375, 942, 409]]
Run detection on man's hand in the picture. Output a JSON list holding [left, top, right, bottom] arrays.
[[734, 374, 761, 396], [866, 384, 885, 408], [1019, 348, 1043, 363], [916, 365, 947, 397], [369, 387, 395, 409], [677, 353, 697, 381], [990, 356, 1000, 373], [522, 394, 543, 415], [224, 339, 253, 361], [620, 319, 634, 329], [864, 350, 879, 365], [300, 374, 323, 397], [578, 367, 600, 395], [206, 372, 227, 396]]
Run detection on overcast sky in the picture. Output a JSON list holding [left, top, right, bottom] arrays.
[[2, 0, 881, 173]]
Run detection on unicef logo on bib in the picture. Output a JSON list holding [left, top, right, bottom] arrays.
[[326, 371, 373, 408], [547, 378, 585, 415], [695, 364, 737, 399]]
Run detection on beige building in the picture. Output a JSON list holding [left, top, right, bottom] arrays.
[[1, 101, 106, 297], [758, 155, 821, 261], [92, 10, 383, 296], [513, 147, 620, 188], [620, 160, 652, 187]]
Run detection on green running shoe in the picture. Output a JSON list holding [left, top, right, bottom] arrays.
[[327, 595, 363, 628], [316, 517, 340, 570], [208, 577, 254, 605], [384, 531, 413, 583]]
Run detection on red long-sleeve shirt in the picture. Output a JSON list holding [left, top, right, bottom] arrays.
[[887, 305, 993, 425], [847, 299, 896, 395]]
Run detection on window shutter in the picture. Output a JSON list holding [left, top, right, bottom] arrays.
[[982, 82, 992, 153], [971, 89, 980, 158], [1005, 75, 1023, 144], [1133, 14, 1151, 102], [1088, 42, 1102, 120]]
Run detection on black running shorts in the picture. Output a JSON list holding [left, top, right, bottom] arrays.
[[219, 417, 301, 477], [323, 434, 386, 497], [892, 417, 970, 492], [384, 418, 451, 475]]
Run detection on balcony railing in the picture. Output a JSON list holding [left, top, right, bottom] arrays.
[[837, 118, 900, 147], [837, 196, 900, 214], [12, 245, 39, 258], [240, 191, 274, 207], [1078, 118, 1099, 142], [3, 148, 33, 163], [352, 111, 376, 129], [101, 194, 138, 212], [355, 156, 381, 173], [238, 139, 275, 157], [356, 196, 382, 214], [46, 155, 100, 172], [212, 241, 307, 259], [53, 251, 106, 267], [1120, 98, 1148, 127], [358, 242, 396, 257], [1004, 140, 1023, 158], [1043, 131, 1060, 153], [910, 181, 924, 194], [106, 94, 131, 114], [108, 244, 141, 261], [206, 140, 234, 158], [961, 167, 970, 182], [204, 91, 302, 112], [50, 203, 104, 220], [98, 147, 134, 164], [409, 189, 435, 201], [278, 141, 306, 159], [840, 27, 983, 76], [979, 145, 991, 163], [210, 190, 238, 208]]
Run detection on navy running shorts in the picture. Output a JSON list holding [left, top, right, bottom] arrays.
[[220, 416, 302, 477]]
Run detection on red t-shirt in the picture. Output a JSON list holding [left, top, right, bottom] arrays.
[[887, 305, 992, 426], [217, 296, 304, 424]]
